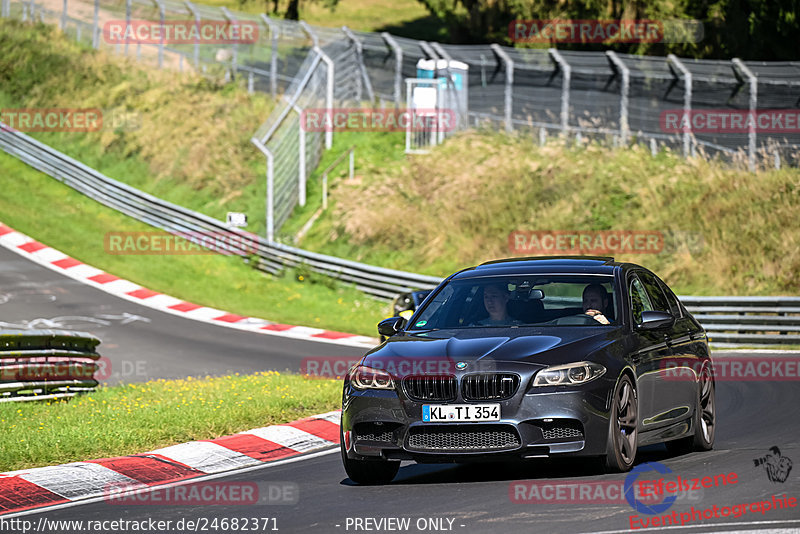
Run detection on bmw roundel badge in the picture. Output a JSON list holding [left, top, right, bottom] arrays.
[[455, 362, 468, 370]]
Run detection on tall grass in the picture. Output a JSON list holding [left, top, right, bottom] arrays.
[[298, 131, 800, 296]]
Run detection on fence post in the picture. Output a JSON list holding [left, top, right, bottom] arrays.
[[419, 41, 437, 60], [667, 54, 692, 157], [124, 0, 131, 56], [151, 0, 165, 68], [260, 14, 279, 98], [184, 1, 200, 68], [252, 138, 275, 242], [381, 33, 403, 107], [92, 0, 99, 48], [548, 49, 571, 135], [60, 0, 67, 30], [490, 44, 514, 133], [293, 104, 306, 207], [431, 42, 458, 135], [732, 58, 758, 172], [606, 50, 629, 145], [343, 26, 375, 103], [301, 21, 333, 150], [221, 7, 238, 78], [2, 0, 8, 18]]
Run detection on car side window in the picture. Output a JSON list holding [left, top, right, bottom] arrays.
[[629, 275, 653, 325], [657, 279, 684, 318], [637, 271, 671, 314]]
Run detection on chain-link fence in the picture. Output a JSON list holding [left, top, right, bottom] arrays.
[[3, 0, 799, 239]]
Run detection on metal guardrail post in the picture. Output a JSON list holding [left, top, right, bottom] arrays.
[[184, 1, 200, 68], [667, 54, 692, 157], [490, 44, 514, 133], [732, 58, 758, 172], [151, 0, 165, 69], [260, 14, 279, 98], [342, 26, 375, 103], [548, 48, 571, 134], [381, 33, 403, 108], [60, 0, 67, 30], [606, 50, 630, 145], [221, 7, 239, 78], [2, 0, 8, 18]]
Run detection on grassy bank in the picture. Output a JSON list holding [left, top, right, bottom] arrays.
[[0, 152, 387, 335], [0, 19, 274, 236], [0, 372, 340, 471], [295, 131, 800, 296]]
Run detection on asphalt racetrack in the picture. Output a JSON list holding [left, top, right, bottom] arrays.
[[2, 246, 799, 534]]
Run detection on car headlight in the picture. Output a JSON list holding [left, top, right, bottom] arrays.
[[532, 361, 606, 387], [351, 365, 395, 390]]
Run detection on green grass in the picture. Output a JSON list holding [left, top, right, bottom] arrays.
[[0, 371, 340, 471], [0, 19, 275, 237], [200, 0, 447, 41], [0, 152, 388, 336], [291, 130, 800, 296]]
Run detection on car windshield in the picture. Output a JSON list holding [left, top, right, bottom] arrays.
[[408, 275, 617, 329]]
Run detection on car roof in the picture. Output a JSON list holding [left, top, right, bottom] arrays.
[[450, 256, 624, 279]]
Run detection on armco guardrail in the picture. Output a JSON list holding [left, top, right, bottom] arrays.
[[0, 125, 441, 299], [0, 329, 101, 402], [680, 296, 800, 345], [1, 125, 796, 344]]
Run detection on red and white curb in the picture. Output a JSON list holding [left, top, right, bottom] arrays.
[[0, 222, 377, 348], [0, 410, 341, 516]]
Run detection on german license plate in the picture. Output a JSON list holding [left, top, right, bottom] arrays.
[[422, 404, 500, 422]]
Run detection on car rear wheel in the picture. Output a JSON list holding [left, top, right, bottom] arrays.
[[340, 429, 400, 485], [604, 375, 638, 472], [666, 364, 715, 455]]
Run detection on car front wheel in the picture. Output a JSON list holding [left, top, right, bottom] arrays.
[[340, 429, 400, 485]]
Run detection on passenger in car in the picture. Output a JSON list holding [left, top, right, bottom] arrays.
[[583, 284, 612, 325], [475, 284, 520, 326]]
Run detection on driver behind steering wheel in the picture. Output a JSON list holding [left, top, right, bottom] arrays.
[[582, 284, 611, 325]]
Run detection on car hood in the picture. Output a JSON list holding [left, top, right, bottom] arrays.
[[362, 327, 621, 373]]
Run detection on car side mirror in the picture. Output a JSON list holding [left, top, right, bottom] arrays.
[[528, 289, 544, 300], [638, 311, 675, 330], [378, 316, 406, 338]]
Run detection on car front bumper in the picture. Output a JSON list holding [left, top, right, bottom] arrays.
[[341, 372, 616, 463]]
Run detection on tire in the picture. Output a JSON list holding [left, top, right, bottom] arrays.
[[604, 375, 638, 472], [666, 364, 715, 455], [340, 428, 400, 485]]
